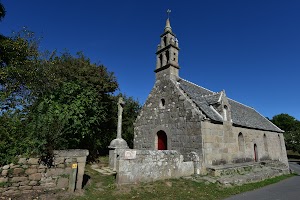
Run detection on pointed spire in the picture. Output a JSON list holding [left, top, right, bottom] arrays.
[[164, 9, 172, 33]]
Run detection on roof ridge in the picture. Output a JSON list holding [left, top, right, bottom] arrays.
[[228, 98, 283, 132], [179, 78, 216, 94]]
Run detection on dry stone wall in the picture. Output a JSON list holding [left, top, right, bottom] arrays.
[[0, 149, 88, 197]]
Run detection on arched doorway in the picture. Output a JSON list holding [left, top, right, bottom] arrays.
[[157, 131, 167, 150], [254, 144, 258, 162]]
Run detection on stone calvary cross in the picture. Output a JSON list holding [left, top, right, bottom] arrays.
[[117, 97, 125, 139], [108, 97, 128, 149]]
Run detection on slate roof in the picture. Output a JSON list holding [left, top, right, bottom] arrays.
[[177, 78, 283, 133]]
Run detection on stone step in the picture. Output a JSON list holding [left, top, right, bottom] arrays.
[[91, 165, 116, 175]]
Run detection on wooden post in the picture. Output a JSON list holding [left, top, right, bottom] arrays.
[[69, 158, 78, 192]]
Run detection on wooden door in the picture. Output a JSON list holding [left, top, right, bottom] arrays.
[[157, 131, 167, 150]]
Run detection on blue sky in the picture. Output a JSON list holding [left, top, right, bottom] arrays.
[[1, 0, 300, 120]]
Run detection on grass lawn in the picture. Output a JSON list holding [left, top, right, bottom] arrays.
[[67, 164, 294, 200]]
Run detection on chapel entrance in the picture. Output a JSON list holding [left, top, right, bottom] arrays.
[[254, 144, 258, 162], [157, 131, 167, 150]]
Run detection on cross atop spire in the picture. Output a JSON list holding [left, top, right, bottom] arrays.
[[164, 9, 172, 33], [167, 9, 171, 19]]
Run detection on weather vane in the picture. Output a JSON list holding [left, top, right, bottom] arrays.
[[167, 9, 171, 19]]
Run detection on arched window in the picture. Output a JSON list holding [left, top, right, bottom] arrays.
[[223, 105, 228, 121], [157, 131, 168, 150], [166, 50, 170, 63], [238, 133, 245, 153], [159, 54, 163, 68], [263, 134, 268, 154], [159, 99, 165, 109], [254, 144, 258, 162], [163, 37, 167, 47]]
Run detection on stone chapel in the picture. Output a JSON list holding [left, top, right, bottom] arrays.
[[133, 17, 289, 167]]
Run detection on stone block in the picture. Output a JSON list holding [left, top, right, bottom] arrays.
[[3, 189, 20, 196], [19, 181, 29, 186], [38, 164, 47, 169], [21, 190, 33, 194], [25, 168, 38, 175], [76, 156, 87, 163], [18, 158, 27, 165], [38, 168, 46, 173], [29, 181, 38, 186], [2, 165, 10, 170], [22, 165, 29, 169], [13, 167, 25, 175], [0, 177, 8, 183], [12, 182, 20, 187], [57, 164, 65, 168], [28, 158, 40, 165], [47, 168, 64, 177], [57, 177, 69, 189], [29, 173, 42, 181], [53, 149, 89, 158], [54, 157, 65, 165], [64, 167, 72, 174], [41, 182, 56, 188], [32, 186, 43, 190], [19, 185, 32, 190], [11, 176, 27, 182], [1, 169, 8, 176]]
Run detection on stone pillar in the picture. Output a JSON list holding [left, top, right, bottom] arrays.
[[53, 149, 89, 191]]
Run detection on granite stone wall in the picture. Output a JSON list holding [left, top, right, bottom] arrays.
[[134, 78, 205, 160], [0, 149, 88, 197], [115, 149, 194, 185], [202, 121, 288, 166]]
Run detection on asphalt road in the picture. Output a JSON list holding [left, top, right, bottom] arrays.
[[224, 162, 300, 200]]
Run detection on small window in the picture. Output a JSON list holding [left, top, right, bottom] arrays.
[[223, 105, 228, 121], [238, 132, 245, 153], [160, 99, 166, 109]]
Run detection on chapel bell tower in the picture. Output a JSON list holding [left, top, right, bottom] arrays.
[[155, 10, 180, 80]]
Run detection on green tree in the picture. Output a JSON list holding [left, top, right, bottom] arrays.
[[0, 24, 140, 163], [271, 114, 300, 153], [0, 28, 39, 112], [25, 52, 119, 159], [0, 111, 35, 165], [121, 95, 141, 148]]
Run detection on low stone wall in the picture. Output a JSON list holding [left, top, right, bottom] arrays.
[[0, 149, 88, 197], [115, 149, 194, 185]]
